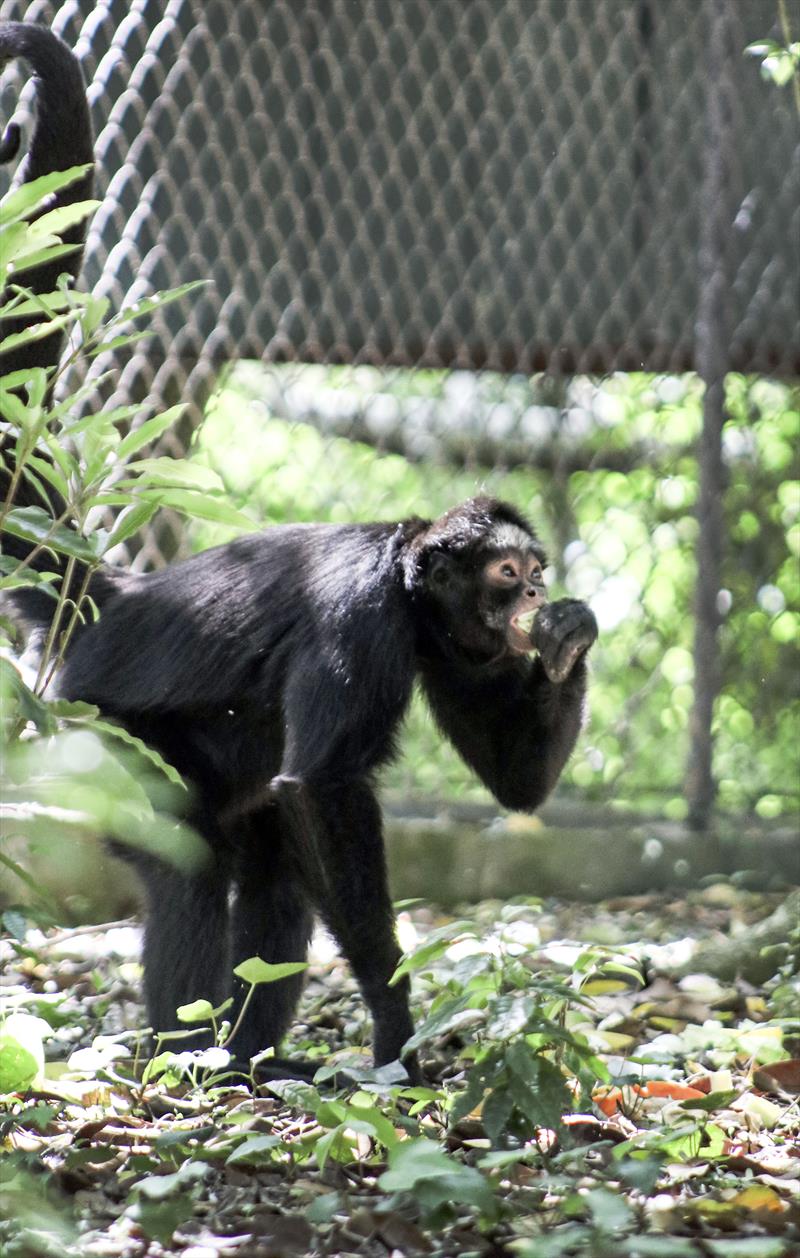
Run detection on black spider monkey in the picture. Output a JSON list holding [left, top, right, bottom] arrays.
[[0, 22, 598, 1082]]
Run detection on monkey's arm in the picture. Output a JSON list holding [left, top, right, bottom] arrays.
[[420, 600, 596, 812]]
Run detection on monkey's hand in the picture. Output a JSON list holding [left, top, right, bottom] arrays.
[[532, 598, 597, 684]]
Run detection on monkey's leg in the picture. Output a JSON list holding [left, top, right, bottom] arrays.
[[132, 850, 232, 1046], [228, 821, 314, 1065], [312, 782, 418, 1080]]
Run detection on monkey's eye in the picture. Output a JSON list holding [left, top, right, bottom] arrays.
[[485, 558, 523, 586]]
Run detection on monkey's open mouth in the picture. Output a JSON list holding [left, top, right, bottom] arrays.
[[513, 610, 537, 635], [509, 608, 538, 655]]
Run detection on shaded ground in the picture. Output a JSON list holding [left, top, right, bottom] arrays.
[[1, 885, 799, 1257]]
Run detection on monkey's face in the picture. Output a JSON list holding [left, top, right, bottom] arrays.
[[481, 550, 548, 654], [424, 537, 548, 661]]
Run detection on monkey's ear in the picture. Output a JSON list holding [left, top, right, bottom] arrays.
[[426, 552, 455, 588]]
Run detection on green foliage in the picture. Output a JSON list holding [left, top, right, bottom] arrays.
[[0, 1013, 48, 1092], [2, 893, 799, 1253], [140, 955, 311, 1087], [746, 37, 800, 88], [396, 908, 608, 1150], [379, 1138, 499, 1225], [0, 171, 246, 919], [192, 366, 800, 818]]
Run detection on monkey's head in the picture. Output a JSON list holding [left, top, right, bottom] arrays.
[[405, 497, 548, 662]]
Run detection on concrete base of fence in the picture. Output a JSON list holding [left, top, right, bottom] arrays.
[[383, 800, 798, 907], [1, 800, 796, 923]]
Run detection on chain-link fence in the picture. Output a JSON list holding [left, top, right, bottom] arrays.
[[1, 0, 798, 815], [1, 1, 797, 401]]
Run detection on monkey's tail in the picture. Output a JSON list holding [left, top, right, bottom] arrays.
[[0, 22, 100, 630], [0, 21, 94, 378]]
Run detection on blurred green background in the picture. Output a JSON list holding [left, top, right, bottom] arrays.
[[188, 365, 800, 822]]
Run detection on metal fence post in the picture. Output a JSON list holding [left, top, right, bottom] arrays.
[[685, 0, 738, 831]]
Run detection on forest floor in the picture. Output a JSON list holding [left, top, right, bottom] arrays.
[[1, 884, 799, 1257]]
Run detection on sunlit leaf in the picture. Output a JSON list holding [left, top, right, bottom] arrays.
[[233, 958, 308, 986], [0, 165, 93, 226]]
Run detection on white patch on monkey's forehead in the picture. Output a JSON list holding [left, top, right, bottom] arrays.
[[488, 523, 536, 552]]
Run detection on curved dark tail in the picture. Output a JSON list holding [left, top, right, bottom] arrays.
[[0, 22, 98, 624], [0, 21, 94, 377]]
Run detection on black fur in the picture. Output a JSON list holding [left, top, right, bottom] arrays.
[[0, 23, 597, 1080], [10, 507, 596, 1075]]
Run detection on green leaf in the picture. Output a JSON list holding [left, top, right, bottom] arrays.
[[505, 1038, 541, 1087], [313, 1123, 351, 1169], [615, 1239, 705, 1256], [481, 1085, 515, 1144], [27, 200, 100, 239], [104, 282, 206, 331], [0, 165, 93, 226], [0, 312, 74, 354], [704, 1241, 791, 1257], [585, 1186, 633, 1233], [390, 924, 474, 982], [678, 1087, 739, 1112], [379, 1138, 461, 1189], [225, 1134, 282, 1165], [0, 571, 58, 595], [7, 241, 83, 277], [379, 1139, 498, 1221], [127, 1194, 196, 1247], [26, 453, 69, 501], [0, 1014, 48, 1092], [86, 328, 156, 355], [101, 499, 160, 552], [0, 223, 29, 274], [580, 977, 631, 995], [176, 999, 216, 1024], [264, 1078, 320, 1109], [233, 958, 308, 986], [0, 291, 75, 318], [745, 41, 781, 57], [306, 1192, 341, 1225], [0, 385, 43, 427], [116, 406, 187, 460], [124, 457, 224, 491], [137, 486, 255, 530], [141, 1051, 176, 1084], [2, 506, 97, 561], [62, 403, 141, 437], [402, 994, 477, 1053], [1, 909, 30, 941], [89, 719, 187, 788], [47, 699, 99, 719], [760, 51, 799, 87], [0, 366, 49, 400], [343, 1098, 398, 1148], [0, 657, 56, 733], [449, 1064, 487, 1127]]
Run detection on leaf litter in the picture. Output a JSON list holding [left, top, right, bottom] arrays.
[[1, 885, 798, 1256]]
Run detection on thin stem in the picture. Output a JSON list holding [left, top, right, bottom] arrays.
[[222, 984, 256, 1050], [0, 422, 42, 531], [34, 553, 76, 694], [40, 561, 96, 694], [0, 455, 24, 531]]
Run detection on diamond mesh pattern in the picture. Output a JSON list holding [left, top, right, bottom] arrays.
[[1, 0, 797, 424], [1, 1, 797, 804]]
